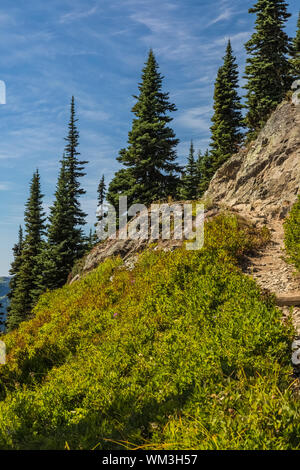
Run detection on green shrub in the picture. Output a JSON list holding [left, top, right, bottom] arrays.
[[284, 195, 300, 271], [0, 214, 297, 450]]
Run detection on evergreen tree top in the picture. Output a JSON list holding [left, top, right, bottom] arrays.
[[62, 97, 88, 228], [187, 141, 195, 165], [243, 0, 292, 136], [23, 170, 46, 244], [64, 96, 88, 177], [184, 141, 195, 171], [64, 96, 80, 157], [108, 49, 181, 208], [181, 141, 199, 201], [132, 49, 177, 123], [97, 175, 106, 207], [245, 0, 291, 58], [210, 40, 244, 169], [15, 225, 23, 252]]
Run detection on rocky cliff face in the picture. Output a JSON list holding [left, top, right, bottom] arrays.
[[205, 101, 300, 220]]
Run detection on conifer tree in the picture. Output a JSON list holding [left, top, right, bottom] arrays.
[[244, 0, 292, 138], [96, 174, 106, 222], [7, 225, 23, 311], [64, 96, 88, 259], [87, 228, 95, 250], [7, 171, 46, 331], [37, 157, 74, 290], [197, 150, 214, 197], [107, 50, 181, 209], [93, 174, 107, 243], [39, 98, 89, 291], [181, 141, 199, 200], [97, 175, 106, 209], [290, 12, 300, 78], [210, 40, 244, 172], [196, 149, 203, 184]]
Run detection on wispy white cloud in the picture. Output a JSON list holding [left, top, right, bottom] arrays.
[[0, 182, 11, 190], [208, 8, 234, 26], [126, 0, 249, 69], [59, 5, 98, 24], [175, 105, 212, 132]]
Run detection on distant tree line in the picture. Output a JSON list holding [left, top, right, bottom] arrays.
[[6, 1, 299, 330]]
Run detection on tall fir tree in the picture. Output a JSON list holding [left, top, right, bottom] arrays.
[[92, 174, 107, 243], [7, 225, 23, 312], [7, 171, 46, 331], [290, 12, 300, 78], [197, 149, 214, 197], [97, 175, 106, 208], [107, 50, 181, 209], [37, 156, 74, 290], [244, 0, 292, 138], [39, 98, 89, 292], [181, 141, 199, 200], [210, 40, 244, 172], [64, 96, 88, 259], [96, 174, 106, 222]]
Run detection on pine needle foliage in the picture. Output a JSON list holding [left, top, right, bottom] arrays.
[[107, 50, 181, 209], [244, 0, 292, 138], [210, 40, 244, 172]]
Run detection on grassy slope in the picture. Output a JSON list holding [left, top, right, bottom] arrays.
[[0, 215, 298, 450]]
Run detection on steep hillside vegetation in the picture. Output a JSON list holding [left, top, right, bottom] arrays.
[[284, 194, 300, 272], [0, 215, 298, 450]]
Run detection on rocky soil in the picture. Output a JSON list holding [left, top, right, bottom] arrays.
[[243, 218, 300, 335]]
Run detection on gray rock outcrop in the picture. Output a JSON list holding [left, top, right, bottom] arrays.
[[205, 101, 300, 219]]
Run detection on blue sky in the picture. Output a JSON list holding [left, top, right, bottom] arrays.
[[0, 0, 298, 275]]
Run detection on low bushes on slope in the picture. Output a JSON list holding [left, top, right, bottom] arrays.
[[0, 214, 297, 450], [284, 194, 300, 272]]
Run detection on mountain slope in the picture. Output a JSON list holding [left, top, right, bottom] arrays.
[[0, 215, 298, 450], [0, 101, 299, 450]]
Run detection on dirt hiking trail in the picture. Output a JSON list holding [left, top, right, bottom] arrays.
[[244, 219, 300, 335]]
